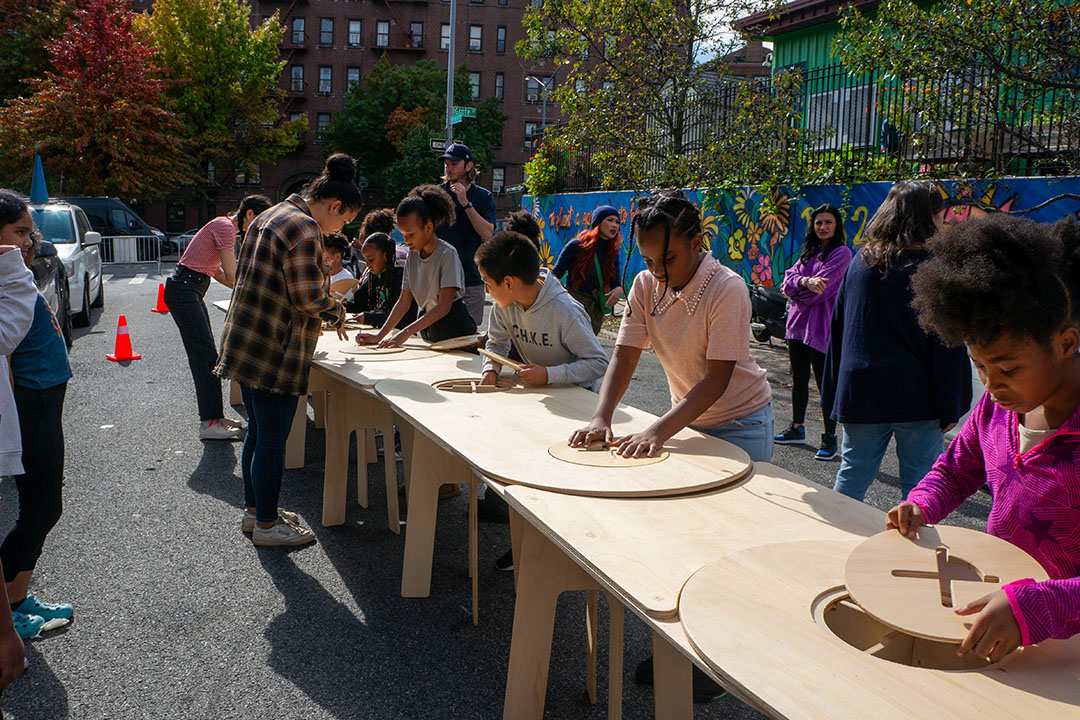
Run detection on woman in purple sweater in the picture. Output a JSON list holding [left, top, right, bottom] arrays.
[[891, 214, 1080, 662], [775, 204, 852, 460]]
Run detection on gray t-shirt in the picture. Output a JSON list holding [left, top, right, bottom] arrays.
[[402, 238, 465, 312]]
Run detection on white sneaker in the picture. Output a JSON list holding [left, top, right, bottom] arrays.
[[241, 509, 302, 533], [199, 419, 243, 441], [219, 417, 245, 430], [252, 518, 316, 547]]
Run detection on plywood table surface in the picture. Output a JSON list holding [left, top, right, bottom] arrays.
[[375, 378, 753, 498], [678, 539, 1080, 720]]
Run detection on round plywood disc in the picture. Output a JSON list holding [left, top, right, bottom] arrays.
[[429, 334, 482, 351], [844, 526, 1049, 643], [432, 377, 515, 393], [330, 278, 360, 297], [547, 441, 670, 467], [340, 345, 407, 355]]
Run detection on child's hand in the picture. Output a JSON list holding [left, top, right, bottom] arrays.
[[516, 364, 548, 387], [886, 501, 926, 538], [569, 421, 613, 448], [379, 332, 408, 348], [355, 332, 381, 346], [479, 370, 499, 386], [0, 628, 23, 689], [612, 428, 668, 458], [335, 324, 349, 341], [604, 286, 624, 306], [955, 590, 1022, 662]]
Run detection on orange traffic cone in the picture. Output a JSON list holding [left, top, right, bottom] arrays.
[[106, 315, 142, 362], [150, 283, 169, 313]]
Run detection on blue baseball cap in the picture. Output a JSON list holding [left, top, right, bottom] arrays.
[[440, 143, 473, 163]]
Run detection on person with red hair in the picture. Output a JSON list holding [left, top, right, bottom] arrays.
[[552, 205, 624, 334]]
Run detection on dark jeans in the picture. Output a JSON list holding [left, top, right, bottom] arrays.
[[165, 266, 222, 421], [788, 339, 836, 435], [419, 298, 478, 343], [240, 384, 299, 523], [1, 382, 66, 582]]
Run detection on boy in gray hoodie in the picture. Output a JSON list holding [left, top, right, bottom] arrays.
[[477, 231, 607, 390]]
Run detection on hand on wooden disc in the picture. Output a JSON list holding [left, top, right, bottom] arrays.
[[955, 589, 1022, 662], [479, 371, 499, 387], [568, 421, 613, 448], [611, 429, 666, 458], [515, 364, 548, 387], [355, 332, 380, 346], [378, 332, 407, 349], [886, 501, 926, 539]]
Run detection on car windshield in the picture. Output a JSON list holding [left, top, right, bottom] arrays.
[[30, 208, 75, 244]]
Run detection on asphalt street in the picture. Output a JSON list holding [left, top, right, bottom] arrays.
[[0, 263, 991, 720]]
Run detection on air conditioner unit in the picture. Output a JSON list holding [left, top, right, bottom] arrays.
[[527, 93, 539, 102]]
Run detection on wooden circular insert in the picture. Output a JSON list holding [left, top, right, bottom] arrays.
[[432, 378, 514, 393], [844, 526, 1049, 643], [428, 335, 482, 351], [547, 441, 670, 467], [339, 345, 407, 355]]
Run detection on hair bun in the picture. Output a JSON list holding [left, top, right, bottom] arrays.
[[324, 153, 356, 183]]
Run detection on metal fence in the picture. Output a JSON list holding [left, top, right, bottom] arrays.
[[101, 234, 162, 274], [542, 62, 1078, 192]]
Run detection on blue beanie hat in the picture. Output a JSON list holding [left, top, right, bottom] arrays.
[[591, 205, 618, 228]]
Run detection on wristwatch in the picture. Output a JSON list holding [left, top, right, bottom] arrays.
[[463, 202, 474, 210]]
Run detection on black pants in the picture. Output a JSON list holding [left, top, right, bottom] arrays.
[[788, 339, 836, 436], [164, 266, 223, 421], [419, 298, 478, 343], [1, 382, 66, 582]]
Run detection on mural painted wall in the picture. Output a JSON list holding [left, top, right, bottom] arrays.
[[525, 177, 1080, 288]]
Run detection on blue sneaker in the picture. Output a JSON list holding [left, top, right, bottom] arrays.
[[12, 611, 45, 640], [15, 594, 73, 627], [773, 423, 806, 444], [815, 433, 839, 461]]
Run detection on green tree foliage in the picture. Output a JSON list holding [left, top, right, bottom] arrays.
[[519, 0, 771, 191], [138, 0, 305, 195], [0, 0, 76, 103], [0, 0, 191, 197], [321, 56, 507, 203], [834, 0, 1080, 174]]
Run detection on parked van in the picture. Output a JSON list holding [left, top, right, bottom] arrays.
[[58, 196, 165, 263], [28, 200, 104, 328]]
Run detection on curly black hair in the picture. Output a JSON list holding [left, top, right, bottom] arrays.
[[911, 214, 1080, 347]]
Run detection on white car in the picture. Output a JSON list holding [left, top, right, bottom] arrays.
[[29, 201, 104, 326]]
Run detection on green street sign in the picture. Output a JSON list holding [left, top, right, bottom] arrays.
[[453, 106, 477, 118], [450, 112, 464, 125]]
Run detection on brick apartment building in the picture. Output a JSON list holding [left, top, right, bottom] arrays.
[[131, 0, 564, 235]]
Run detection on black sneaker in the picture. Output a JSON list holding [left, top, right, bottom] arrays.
[[494, 548, 514, 571], [773, 423, 806, 445], [633, 656, 728, 703], [815, 433, 838, 461]]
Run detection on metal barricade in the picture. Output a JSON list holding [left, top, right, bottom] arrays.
[[101, 235, 161, 275]]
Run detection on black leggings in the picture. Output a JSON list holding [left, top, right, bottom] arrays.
[[419, 298, 478, 343], [1, 382, 66, 582], [788, 339, 836, 436]]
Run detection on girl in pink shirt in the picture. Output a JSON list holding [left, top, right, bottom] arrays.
[[891, 214, 1080, 663]]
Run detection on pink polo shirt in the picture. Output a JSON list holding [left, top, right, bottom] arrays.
[[178, 216, 235, 277], [616, 255, 771, 429]]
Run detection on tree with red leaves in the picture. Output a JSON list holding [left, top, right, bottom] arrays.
[[0, 0, 191, 197]]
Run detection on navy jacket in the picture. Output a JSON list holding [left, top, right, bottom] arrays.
[[821, 249, 972, 425]]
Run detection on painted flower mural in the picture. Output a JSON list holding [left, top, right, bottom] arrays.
[[752, 253, 772, 284]]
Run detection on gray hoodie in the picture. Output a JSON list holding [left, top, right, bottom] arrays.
[[482, 269, 608, 389]]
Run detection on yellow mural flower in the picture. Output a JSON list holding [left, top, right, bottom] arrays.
[[733, 189, 756, 228], [539, 240, 555, 269], [700, 209, 720, 252], [727, 229, 746, 260]]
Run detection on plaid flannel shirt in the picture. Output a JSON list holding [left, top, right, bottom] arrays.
[[214, 195, 343, 395]]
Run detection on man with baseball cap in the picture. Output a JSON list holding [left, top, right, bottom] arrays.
[[437, 143, 497, 325]]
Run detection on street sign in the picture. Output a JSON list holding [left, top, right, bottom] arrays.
[[504, 184, 526, 193], [429, 138, 446, 151], [450, 112, 464, 125], [452, 106, 477, 118]]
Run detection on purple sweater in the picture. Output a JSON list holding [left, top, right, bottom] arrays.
[[781, 245, 853, 353], [907, 392, 1080, 646]]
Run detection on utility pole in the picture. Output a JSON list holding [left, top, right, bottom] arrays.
[[444, 0, 457, 144]]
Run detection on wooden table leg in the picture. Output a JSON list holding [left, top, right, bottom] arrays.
[[397, 418, 416, 497], [503, 521, 598, 720], [284, 393, 305, 470], [378, 403, 401, 534], [229, 379, 242, 407], [322, 377, 351, 527], [607, 594, 624, 720], [587, 590, 599, 704], [652, 630, 693, 720], [509, 505, 524, 591]]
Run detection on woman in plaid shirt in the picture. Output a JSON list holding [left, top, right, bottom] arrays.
[[216, 154, 361, 547]]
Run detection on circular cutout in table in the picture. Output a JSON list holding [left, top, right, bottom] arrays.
[[432, 377, 515, 393], [547, 441, 670, 467], [429, 335, 482, 351], [844, 526, 1049, 643], [340, 345, 407, 355]]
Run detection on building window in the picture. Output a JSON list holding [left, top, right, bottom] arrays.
[[440, 23, 451, 51], [471, 0, 484, 3], [576, 80, 587, 92], [289, 112, 304, 140], [207, 162, 215, 182], [290, 65, 304, 93], [250, 166, 261, 185], [604, 34, 616, 59], [317, 112, 331, 134], [468, 25, 482, 52], [347, 67, 361, 89], [492, 168, 505, 193], [469, 72, 481, 99], [498, 0, 508, 5], [525, 122, 538, 148], [409, 22, 423, 48], [318, 66, 332, 94], [348, 20, 362, 46], [496, 26, 506, 54], [320, 18, 333, 45], [291, 17, 305, 45], [602, 80, 614, 91], [376, 21, 389, 47], [495, 72, 504, 100], [234, 170, 247, 185], [166, 202, 185, 234], [526, 76, 551, 102]]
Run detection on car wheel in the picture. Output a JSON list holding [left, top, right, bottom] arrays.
[[73, 282, 91, 327], [90, 273, 104, 309]]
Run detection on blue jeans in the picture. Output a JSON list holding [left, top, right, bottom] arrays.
[[240, 384, 300, 523], [699, 403, 775, 463], [833, 420, 944, 502]]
